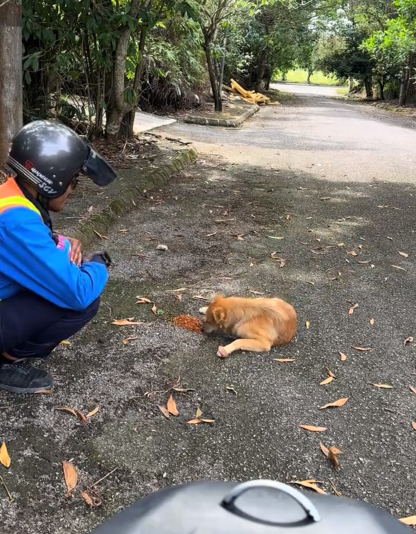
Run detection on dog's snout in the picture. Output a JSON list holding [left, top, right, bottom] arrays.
[[202, 322, 216, 334]]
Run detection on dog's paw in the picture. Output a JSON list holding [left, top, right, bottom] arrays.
[[217, 346, 229, 358]]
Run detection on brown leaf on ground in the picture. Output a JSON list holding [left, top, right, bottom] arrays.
[[320, 377, 333, 386], [404, 336, 414, 346], [158, 406, 170, 419], [320, 197, 330, 201], [196, 407, 202, 418], [93, 230, 107, 240], [175, 294, 183, 301], [399, 516, 416, 526], [123, 336, 139, 345], [357, 260, 371, 264], [409, 386, 416, 395], [412, 422, 416, 431], [226, 385, 238, 395], [398, 251, 409, 258], [391, 265, 406, 271], [0, 442, 11, 468], [299, 425, 327, 432], [34, 389, 54, 394], [86, 406, 100, 418], [75, 410, 87, 425], [167, 395, 179, 416], [63, 461, 78, 496], [81, 491, 94, 507], [60, 340, 70, 345], [370, 318, 375, 326], [319, 398, 348, 410], [348, 303, 358, 315], [320, 442, 329, 457], [151, 304, 158, 315], [352, 346, 373, 351], [274, 358, 295, 362], [112, 319, 142, 326], [330, 480, 342, 496], [326, 368, 336, 378], [306, 321, 310, 329], [187, 418, 202, 424], [328, 447, 340, 470], [339, 352, 347, 361], [347, 250, 358, 257], [54, 406, 79, 418], [136, 297, 152, 304], [372, 383, 394, 389], [289, 480, 327, 495], [200, 419, 215, 423]]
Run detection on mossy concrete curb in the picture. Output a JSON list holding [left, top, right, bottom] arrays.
[[74, 146, 197, 248], [184, 105, 259, 127]]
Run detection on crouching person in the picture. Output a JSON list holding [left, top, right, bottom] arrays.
[[0, 120, 116, 393]]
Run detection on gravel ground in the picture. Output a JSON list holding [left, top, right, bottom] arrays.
[[1, 92, 416, 533]]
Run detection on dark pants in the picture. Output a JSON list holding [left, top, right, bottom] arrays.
[[0, 291, 100, 359]]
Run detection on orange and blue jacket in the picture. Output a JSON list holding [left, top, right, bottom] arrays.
[[0, 177, 108, 310]]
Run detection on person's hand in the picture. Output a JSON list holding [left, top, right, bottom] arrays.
[[66, 237, 82, 266]]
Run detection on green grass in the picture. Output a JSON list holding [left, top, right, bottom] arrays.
[[335, 87, 349, 95], [274, 69, 346, 86]]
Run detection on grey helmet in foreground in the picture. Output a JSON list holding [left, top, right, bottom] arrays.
[[90, 479, 409, 534], [7, 120, 116, 199]]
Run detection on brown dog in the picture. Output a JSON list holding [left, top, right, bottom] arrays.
[[202, 294, 297, 358]]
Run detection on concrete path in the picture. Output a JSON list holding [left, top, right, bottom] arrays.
[[133, 110, 176, 133], [272, 81, 341, 97], [2, 91, 416, 533]]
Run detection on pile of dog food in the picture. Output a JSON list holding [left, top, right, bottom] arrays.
[[173, 314, 203, 333]]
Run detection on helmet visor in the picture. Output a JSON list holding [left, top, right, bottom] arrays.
[[82, 147, 117, 186]]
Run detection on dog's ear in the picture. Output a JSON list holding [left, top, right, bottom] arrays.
[[212, 307, 226, 324]]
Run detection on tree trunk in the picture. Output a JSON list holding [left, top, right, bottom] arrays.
[[364, 76, 373, 99], [125, 28, 147, 138], [348, 76, 354, 93], [203, 36, 222, 112], [218, 29, 227, 104], [0, 0, 22, 166], [254, 48, 267, 93], [399, 70, 407, 106], [307, 69, 312, 84], [378, 79, 385, 100], [106, 0, 141, 140]]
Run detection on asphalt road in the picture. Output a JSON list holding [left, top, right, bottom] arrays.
[[1, 91, 416, 533]]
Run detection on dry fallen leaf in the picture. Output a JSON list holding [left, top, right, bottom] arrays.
[[151, 304, 158, 315], [339, 352, 347, 361], [60, 340, 70, 345], [399, 516, 416, 526], [404, 337, 414, 346], [187, 418, 202, 424], [328, 447, 340, 470], [326, 368, 336, 378], [398, 251, 409, 258], [0, 442, 11, 468], [319, 398, 348, 410], [347, 250, 358, 257], [63, 461, 78, 496], [136, 297, 152, 304], [249, 290, 264, 295], [305, 321, 310, 329], [299, 425, 327, 432], [200, 419, 215, 423], [352, 346, 373, 352], [123, 336, 139, 345], [372, 383, 394, 389], [86, 406, 100, 418], [34, 388, 54, 394], [348, 303, 358, 315], [391, 265, 406, 271], [330, 481, 341, 496], [370, 318, 375, 326], [54, 406, 79, 418], [112, 319, 142, 326], [274, 358, 295, 362], [357, 260, 371, 264], [289, 480, 327, 495], [410, 386, 416, 395], [196, 407, 202, 418], [319, 442, 329, 457], [175, 294, 183, 301], [93, 230, 107, 240], [76, 410, 87, 425], [226, 385, 238, 395], [320, 377, 333, 386], [81, 491, 94, 507], [158, 405, 170, 419], [412, 422, 416, 431], [167, 395, 179, 416]]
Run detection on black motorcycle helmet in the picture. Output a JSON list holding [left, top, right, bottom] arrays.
[[7, 120, 116, 199]]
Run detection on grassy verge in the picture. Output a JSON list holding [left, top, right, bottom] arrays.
[[274, 69, 346, 86]]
